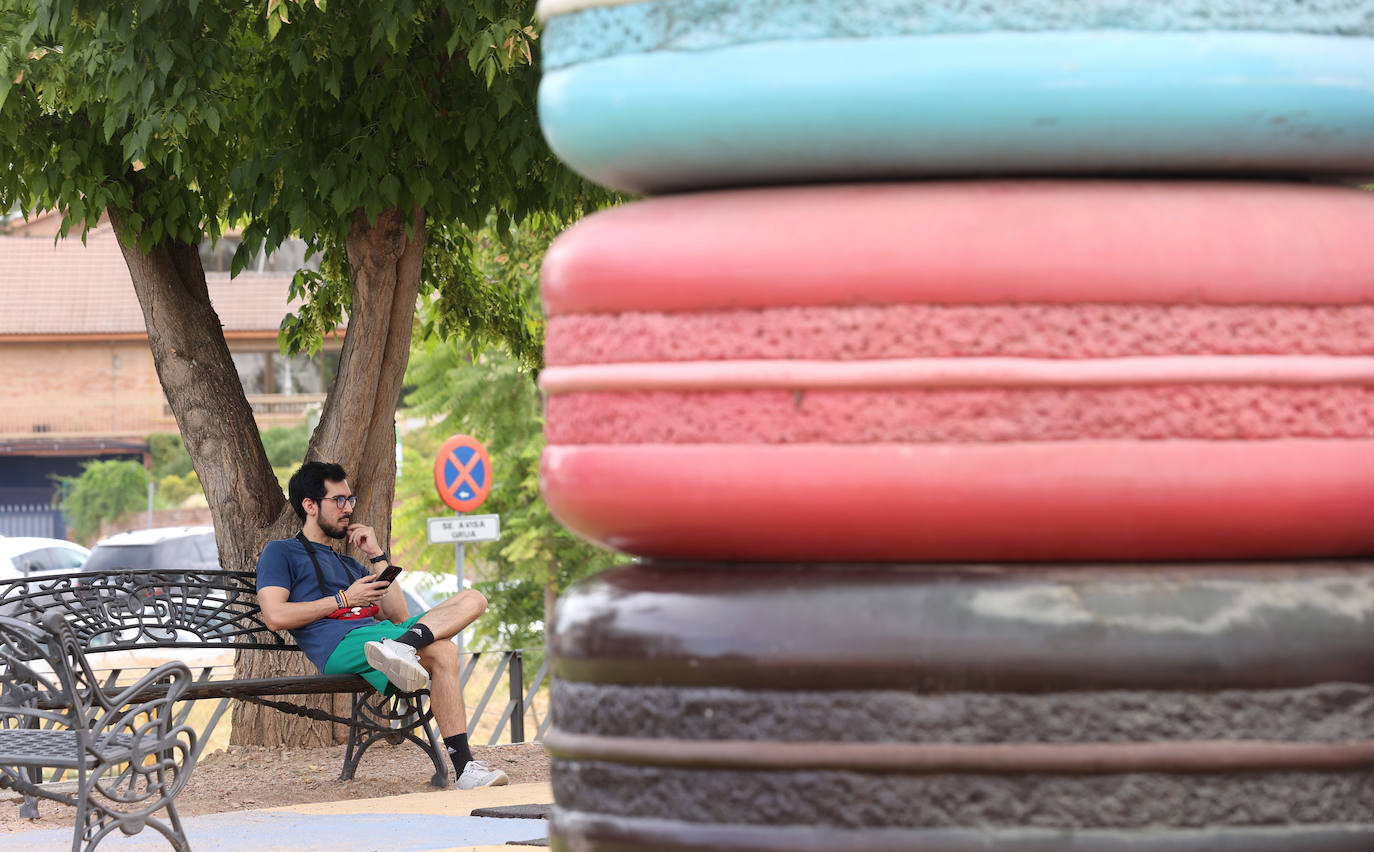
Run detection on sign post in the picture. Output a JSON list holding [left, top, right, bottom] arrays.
[[431, 435, 496, 655]]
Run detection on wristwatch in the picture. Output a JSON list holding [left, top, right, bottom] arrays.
[[369, 553, 389, 564]]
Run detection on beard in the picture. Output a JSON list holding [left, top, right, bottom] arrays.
[[319, 514, 351, 540]]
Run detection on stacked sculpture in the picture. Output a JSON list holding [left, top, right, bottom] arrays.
[[535, 2, 1374, 848]]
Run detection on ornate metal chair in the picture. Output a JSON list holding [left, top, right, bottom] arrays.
[[0, 612, 196, 852]]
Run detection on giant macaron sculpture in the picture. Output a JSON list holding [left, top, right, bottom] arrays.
[[533, 1, 1374, 849]]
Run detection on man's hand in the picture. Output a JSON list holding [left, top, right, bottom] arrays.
[[344, 574, 390, 607], [347, 524, 383, 559]]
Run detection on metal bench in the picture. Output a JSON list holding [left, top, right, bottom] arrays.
[[0, 568, 449, 847], [0, 611, 195, 852]]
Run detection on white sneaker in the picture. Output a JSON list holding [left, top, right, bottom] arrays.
[[456, 759, 510, 790], [363, 638, 430, 693]]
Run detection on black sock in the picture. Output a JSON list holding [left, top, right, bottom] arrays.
[[393, 622, 435, 651], [444, 732, 473, 773]]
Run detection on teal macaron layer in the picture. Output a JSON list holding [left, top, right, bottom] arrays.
[[538, 31, 1374, 194]]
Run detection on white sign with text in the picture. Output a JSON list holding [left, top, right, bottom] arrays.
[[426, 514, 501, 544]]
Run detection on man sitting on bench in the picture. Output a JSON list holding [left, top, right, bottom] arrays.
[[256, 460, 508, 789]]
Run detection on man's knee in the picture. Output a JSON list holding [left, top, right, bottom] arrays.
[[419, 637, 459, 668], [454, 588, 487, 616]]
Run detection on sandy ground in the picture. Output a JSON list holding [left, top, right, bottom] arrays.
[[0, 741, 549, 833]]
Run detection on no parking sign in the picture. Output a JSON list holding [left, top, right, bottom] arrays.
[[430, 434, 497, 656], [433, 434, 492, 512]]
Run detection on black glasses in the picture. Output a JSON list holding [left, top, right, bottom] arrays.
[[320, 495, 357, 510]]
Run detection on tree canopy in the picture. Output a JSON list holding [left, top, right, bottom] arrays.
[[1, 0, 606, 343]]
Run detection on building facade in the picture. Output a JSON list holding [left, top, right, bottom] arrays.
[[0, 213, 339, 536]]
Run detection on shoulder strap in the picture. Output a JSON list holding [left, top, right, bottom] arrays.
[[296, 531, 361, 597]]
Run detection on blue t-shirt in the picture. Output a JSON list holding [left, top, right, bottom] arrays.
[[256, 537, 377, 673]]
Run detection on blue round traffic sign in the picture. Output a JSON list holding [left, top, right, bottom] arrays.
[[434, 435, 492, 512]]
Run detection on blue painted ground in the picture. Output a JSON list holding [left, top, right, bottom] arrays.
[[0, 811, 547, 851]]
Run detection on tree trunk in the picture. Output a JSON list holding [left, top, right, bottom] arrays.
[[111, 202, 425, 746]]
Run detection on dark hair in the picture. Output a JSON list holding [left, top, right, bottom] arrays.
[[288, 461, 348, 521]]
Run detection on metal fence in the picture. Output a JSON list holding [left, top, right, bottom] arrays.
[[0, 504, 64, 538], [461, 649, 552, 745]]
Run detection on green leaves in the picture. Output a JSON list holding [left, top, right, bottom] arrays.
[[287, 43, 305, 78], [154, 43, 173, 80], [57, 459, 154, 544], [278, 249, 349, 357], [394, 335, 620, 649], [0, 0, 246, 249], [465, 19, 536, 89], [219, 0, 616, 296], [378, 173, 400, 207], [266, 0, 290, 40], [418, 216, 552, 372]]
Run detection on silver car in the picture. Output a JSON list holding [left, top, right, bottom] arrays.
[[0, 535, 90, 579]]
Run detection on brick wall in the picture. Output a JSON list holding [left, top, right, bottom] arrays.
[[0, 338, 325, 440], [0, 339, 172, 438]]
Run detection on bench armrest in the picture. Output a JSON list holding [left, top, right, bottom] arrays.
[[39, 611, 199, 816], [0, 614, 72, 729], [39, 610, 194, 719]]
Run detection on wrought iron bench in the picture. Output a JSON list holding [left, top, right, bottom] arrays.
[[0, 611, 196, 852], [0, 568, 449, 836]]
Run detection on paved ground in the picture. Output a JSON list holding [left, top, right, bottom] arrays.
[[0, 782, 552, 852]]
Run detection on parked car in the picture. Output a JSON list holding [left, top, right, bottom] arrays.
[[0, 536, 92, 629], [79, 526, 223, 644], [397, 569, 454, 616], [82, 526, 218, 573], [0, 535, 90, 579]]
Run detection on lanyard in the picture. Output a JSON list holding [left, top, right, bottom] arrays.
[[295, 531, 362, 599]]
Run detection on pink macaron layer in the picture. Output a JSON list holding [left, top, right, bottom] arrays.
[[539, 182, 1374, 561], [545, 303, 1374, 365], [542, 182, 1374, 317], [546, 385, 1374, 445], [541, 441, 1374, 562]]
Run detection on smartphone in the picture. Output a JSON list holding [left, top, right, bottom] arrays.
[[375, 565, 402, 584]]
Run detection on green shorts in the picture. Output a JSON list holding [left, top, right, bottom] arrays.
[[323, 614, 425, 695]]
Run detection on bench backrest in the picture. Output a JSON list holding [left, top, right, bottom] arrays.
[[0, 569, 293, 654]]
